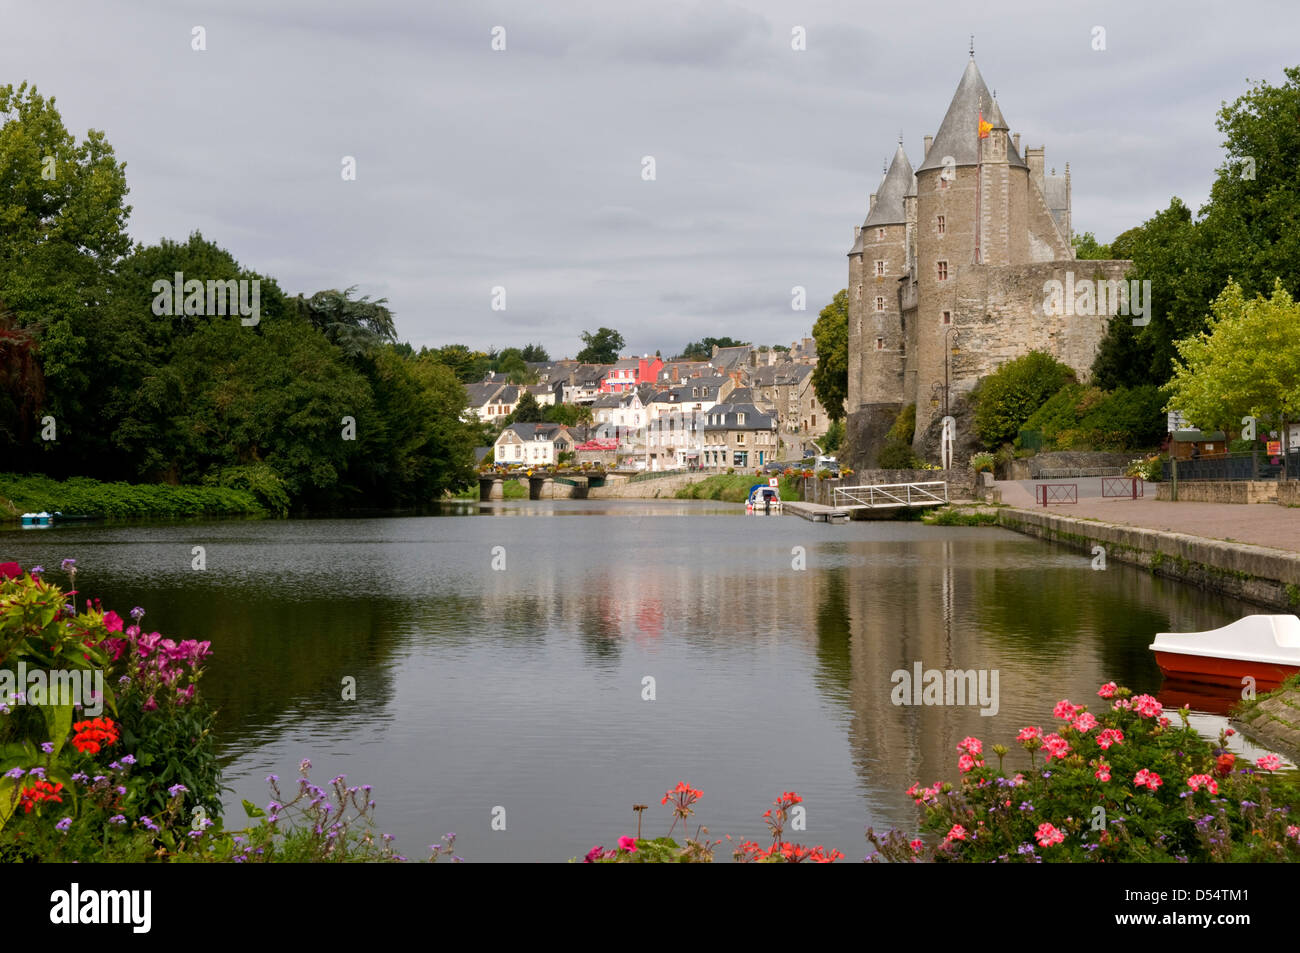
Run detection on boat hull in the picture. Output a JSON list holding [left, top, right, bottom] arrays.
[[1153, 650, 1298, 691]]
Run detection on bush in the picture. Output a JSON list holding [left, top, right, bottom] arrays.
[[866, 682, 1300, 863], [970, 453, 995, 473], [878, 404, 920, 468], [0, 473, 265, 521], [973, 352, 1076, 448], [1018, 383, 1167, 452]]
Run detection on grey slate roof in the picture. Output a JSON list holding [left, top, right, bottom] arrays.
[[702, 403, 776, 432], [465, 381, 503, 407], [915, 59, 1027, 173], [863, 143, 914, 229], [1043, 173, 1069, 233]]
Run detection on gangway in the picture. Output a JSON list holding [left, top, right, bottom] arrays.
[[832, 481, 949, 510]]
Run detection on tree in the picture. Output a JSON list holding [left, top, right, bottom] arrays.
[[811, 289, 848, 421], [512, 390, 543, 423], [1165, 279, 1300, 448], [576, 327, 625, 364], [1072, 232, 1112, 260], [424, 344, 491, 383], [520, 343, 550, 362], [541, 402, 592, 426], [973, 351, 1076, 448], [678, 337, 748, 361], [0, 82, 131, 466], [293, 286, 396, 359]]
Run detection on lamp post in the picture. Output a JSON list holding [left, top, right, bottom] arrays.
[[943, 327, 959, 419]]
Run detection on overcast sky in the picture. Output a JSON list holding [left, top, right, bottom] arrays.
[[4, 0, 1296, 358]]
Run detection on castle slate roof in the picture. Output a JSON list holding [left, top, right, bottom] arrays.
[[1043, 172, 1069, 234], [916, 58, 1027, 173], [863, 142, 914, 229]]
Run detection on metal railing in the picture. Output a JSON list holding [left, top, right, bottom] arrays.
[[1036, 483, 1078, 505], [1160, 450, 1297, 483], [1037, 467, 1124, 479], [833, 482, 948, 509], [1101, 477, 1144, 499]]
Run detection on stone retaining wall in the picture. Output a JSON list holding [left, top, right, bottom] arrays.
[[1278, 482, 1300, 507], [1155, 481, 1278, 504], [997, 508, 1300, 610]]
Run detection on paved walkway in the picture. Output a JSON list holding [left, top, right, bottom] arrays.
[[995, 479, 1300, 554]]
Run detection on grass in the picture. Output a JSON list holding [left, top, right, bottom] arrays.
[[922, 506, 1001, 526], [0, 473, 264, 521], [674, 474, 803, 503]]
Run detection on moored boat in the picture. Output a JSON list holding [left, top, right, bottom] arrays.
[[745, 483, 782, 514], [1149, 615, 1300, 690]]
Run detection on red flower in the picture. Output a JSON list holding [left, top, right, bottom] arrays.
[[70, 717, 120, 755], [19, 780, 64, 814], [1214, 752, 1236, 778], [0, 562, 23, 580]]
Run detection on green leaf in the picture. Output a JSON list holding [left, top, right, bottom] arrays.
[[40, 703, 74, 759], [242, 799, 266, 819]]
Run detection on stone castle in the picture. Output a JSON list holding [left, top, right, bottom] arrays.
[[845, 54, 1132, 463]]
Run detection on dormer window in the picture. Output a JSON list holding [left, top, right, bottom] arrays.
[[738, 413, 745, 425]]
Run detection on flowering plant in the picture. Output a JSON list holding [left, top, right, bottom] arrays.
[[867, 683, 1300, 863]]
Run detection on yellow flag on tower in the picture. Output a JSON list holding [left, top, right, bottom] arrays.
[[978, 111, 992, 139]]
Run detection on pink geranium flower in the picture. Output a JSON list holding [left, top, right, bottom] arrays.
[[1052, 700, 1079, 720], [102, 610, 124, 633], [957, 736, 983, 756], [617, 835, 637, 852], [1096, 728, 1125, 750], [1132, 694, 1163, 718], [1071, 712, 1098, 733], [1097, 682, 1117, 698], [1042, 733, 1071, 762], [1186, 774, 1218, 794], [944, 824, 967, 842], [1133, 768, 1163, 791], [1035, 823, 1065, 847], [1256, 754, 1282, 772], [1095, 761, 1111, 782]]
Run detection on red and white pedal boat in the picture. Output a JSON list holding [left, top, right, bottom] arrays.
[[1149, 615, 1300, 690]]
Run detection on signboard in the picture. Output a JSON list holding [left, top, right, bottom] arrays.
[[768, 478, 779, 487], [1268, 441, 1282, 455], [1167, 410, 1194, 432]]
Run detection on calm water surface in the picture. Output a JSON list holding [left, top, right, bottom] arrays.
[[1, 501, 1258, 861]]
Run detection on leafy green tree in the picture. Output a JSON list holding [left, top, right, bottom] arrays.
[[541, 402, 592, 427], [576, 327, 625, 364], [511, 390, 543, 423], [292, 287, 396, 359], [811, 289, 848, 421], [973, 351, 1076, 448], [0, 82, 131, 464], [425, 344, 491, 383], [520, 343, 550, 362], [1165, 279, 1300, 448], [1072, 232, 1112, 260]]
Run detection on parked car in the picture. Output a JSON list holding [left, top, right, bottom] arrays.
[[762, 460, 787, 474]]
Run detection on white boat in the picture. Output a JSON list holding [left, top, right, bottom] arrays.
[[745, 483, 782, 514], [1149, 615, 1300, 689]]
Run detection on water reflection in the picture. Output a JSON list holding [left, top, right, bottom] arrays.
[[0, 507, 1258, 860]]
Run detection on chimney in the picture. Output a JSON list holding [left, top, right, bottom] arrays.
[[1025, 146, 1046, 191], [854, 224, 861, 243], [923, 135, 933, 158], [869, 192, 877, 211], [1012, 133, 1021, 154]]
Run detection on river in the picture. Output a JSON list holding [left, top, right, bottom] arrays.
[[1, 500, 1258, 861]]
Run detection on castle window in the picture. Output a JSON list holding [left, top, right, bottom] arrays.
[[942, 310, 951, 325], [875, 296, 885, 312], [937, 260, 949, 281], [856, 283, 862, 301], [877, 228, 885, 240], [875, 260, 885, 277], [937, 215, 945, 235], [875, 337, 884, 350]]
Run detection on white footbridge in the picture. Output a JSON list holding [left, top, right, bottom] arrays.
[[832, 481, 949, 511]]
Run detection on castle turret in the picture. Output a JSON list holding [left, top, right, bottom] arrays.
[[847, 141, 912, 413]]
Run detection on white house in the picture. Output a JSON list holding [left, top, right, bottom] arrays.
[[493, 423, 576, 466]]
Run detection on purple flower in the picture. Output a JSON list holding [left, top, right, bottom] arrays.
[[55, 817, 72, 831], [266, 774, 279, 784], [115, 786, 126, 796], [3, 768, 24, 780], [71, 772, 89, 783], [108, 814, 126, 825], [28, 767, 45, 780], [140, 816, 159, 831], [108, 761, 121, 770], [40, 742, 54, 754], [29, 565, 43, 575], [61, 558, 76, 572], [130, 606, 145, 621], [167, 784, 188, 798], [299, 758, 311, 773], [121, 754, 136, 766]]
